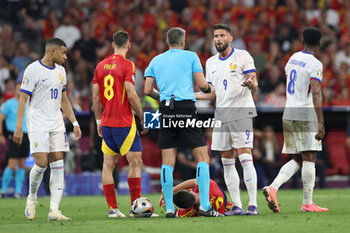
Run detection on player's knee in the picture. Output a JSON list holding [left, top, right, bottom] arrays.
[[129, 157, 143, 170]]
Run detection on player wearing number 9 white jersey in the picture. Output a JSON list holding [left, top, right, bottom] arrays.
[[263, 28, 328, 213], [196, 24, 259, 215], [13, 38, 82, 221]]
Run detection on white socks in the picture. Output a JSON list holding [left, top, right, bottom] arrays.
[[271, 159, 300, 190], [28, 164, 47, 200], [221, 158, 242, 208], [49, 160, 64, 211], [238, 153, 257, 206], [302, 161, 315, 205]]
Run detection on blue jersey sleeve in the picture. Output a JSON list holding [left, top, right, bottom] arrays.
[[144, 59, 156, 78], [0, 100, 10, 116], [192, 53, 203, 73]]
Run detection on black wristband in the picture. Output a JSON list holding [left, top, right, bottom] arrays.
[[202, 85, 211, 94]]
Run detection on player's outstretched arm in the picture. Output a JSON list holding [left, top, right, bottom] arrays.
[[159, 179, 197, 207], [13, 92, 29, 145], [310, 79, 325, 140], [125, 81, 148, 135], [61, 91, 82, 141], [92, 83, 102, 137], [242, 72, 258, 91], [144, 77, 160, 100]]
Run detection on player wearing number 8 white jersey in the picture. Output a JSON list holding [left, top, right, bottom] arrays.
[[263, 28, 328, 213], [13, 38, 82, 220], [196, 24, 259, 215]]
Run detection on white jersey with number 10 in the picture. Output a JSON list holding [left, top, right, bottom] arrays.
[[283, 51, 323, 122], [20, 60, 67, 133]]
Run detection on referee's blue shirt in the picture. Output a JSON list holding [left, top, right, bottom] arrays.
[[1, 97, 27, 133], [144, 48, 203, 102]]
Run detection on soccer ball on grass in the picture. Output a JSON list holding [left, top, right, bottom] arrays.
[[131, 197, 154, 217]]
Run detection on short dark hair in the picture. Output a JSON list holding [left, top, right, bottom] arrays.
[[46, 38, 66, 48], [213, 24, 232, 34], [113, 31, 130, 48], [303, 27, 322, 47], [167, 27, 185, 47], [173, 190, 196, 209]]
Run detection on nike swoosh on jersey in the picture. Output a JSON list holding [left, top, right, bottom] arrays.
[[42, 78, 48, 82], [212, 70, 217, 74], [245, 141, 251, 144]]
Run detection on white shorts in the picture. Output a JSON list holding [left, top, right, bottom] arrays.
[[282, 120, 322, 154], [212, 118, 253, 151], [28, 131, 70, 154]]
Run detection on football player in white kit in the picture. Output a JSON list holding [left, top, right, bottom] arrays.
[[196, 24, 259, 215], [13, 38, 82, 220], [262, 28, 328, 213]]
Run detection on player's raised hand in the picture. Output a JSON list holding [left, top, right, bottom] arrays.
[[73, 125, 82, 141], [315, 122, 325, 140], [13, 128, 23, 145], [241, 75, 254, 87]]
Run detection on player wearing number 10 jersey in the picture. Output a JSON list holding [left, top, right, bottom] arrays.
[[263, 28, 328, 213], [92, 31, 148, 218]]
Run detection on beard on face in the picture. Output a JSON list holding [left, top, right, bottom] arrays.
[[215, 41, 229, 52]]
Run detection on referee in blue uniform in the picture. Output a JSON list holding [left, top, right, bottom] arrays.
[[144, 27, 222, 217], [0, 81, 29, 198]]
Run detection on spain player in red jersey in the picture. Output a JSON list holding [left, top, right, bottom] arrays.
[[92, 31, 147, 218], [159, 179, 231, 217]]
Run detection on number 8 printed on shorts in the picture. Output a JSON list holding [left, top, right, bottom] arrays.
[[287, 69, 297, 94]]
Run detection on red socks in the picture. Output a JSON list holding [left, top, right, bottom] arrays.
[[103, 184, 118, 209], [128, 177, 141, 205]]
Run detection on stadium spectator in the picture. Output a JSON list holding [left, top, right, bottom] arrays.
[[54, 14, 81, 49], [254, 125, 282, 187], [12, 41, 34, 76], [0, 57, 10, 93]]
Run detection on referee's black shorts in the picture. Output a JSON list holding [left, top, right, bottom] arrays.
[[6, 132, 30, 159], [158, 100, 207, 149]]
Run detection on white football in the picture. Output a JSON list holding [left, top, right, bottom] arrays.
[[131, 197, 154, 217]]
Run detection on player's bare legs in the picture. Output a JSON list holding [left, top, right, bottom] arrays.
[[102, 154, 125, 218], [300, 151, 328, 212], [263, 154, 301, 213], [220, 149, 244, 215], [237, 148, 258, 215], [161, 148, 177, 217], [25, 153, 48, 220]]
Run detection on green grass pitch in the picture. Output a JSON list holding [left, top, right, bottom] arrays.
[[0, 189, 349, 233]]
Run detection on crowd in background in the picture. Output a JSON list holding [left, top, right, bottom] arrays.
[[0, 0, 349, 186], [1, 0, 350, 110]]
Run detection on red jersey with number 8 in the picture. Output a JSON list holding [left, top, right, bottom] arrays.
[[92, 54, 136, 127]]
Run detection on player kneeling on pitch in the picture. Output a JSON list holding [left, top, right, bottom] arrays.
[[159, 179, 231, 217]]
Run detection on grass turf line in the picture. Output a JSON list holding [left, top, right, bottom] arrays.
[[0, 189, 349, 233]]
